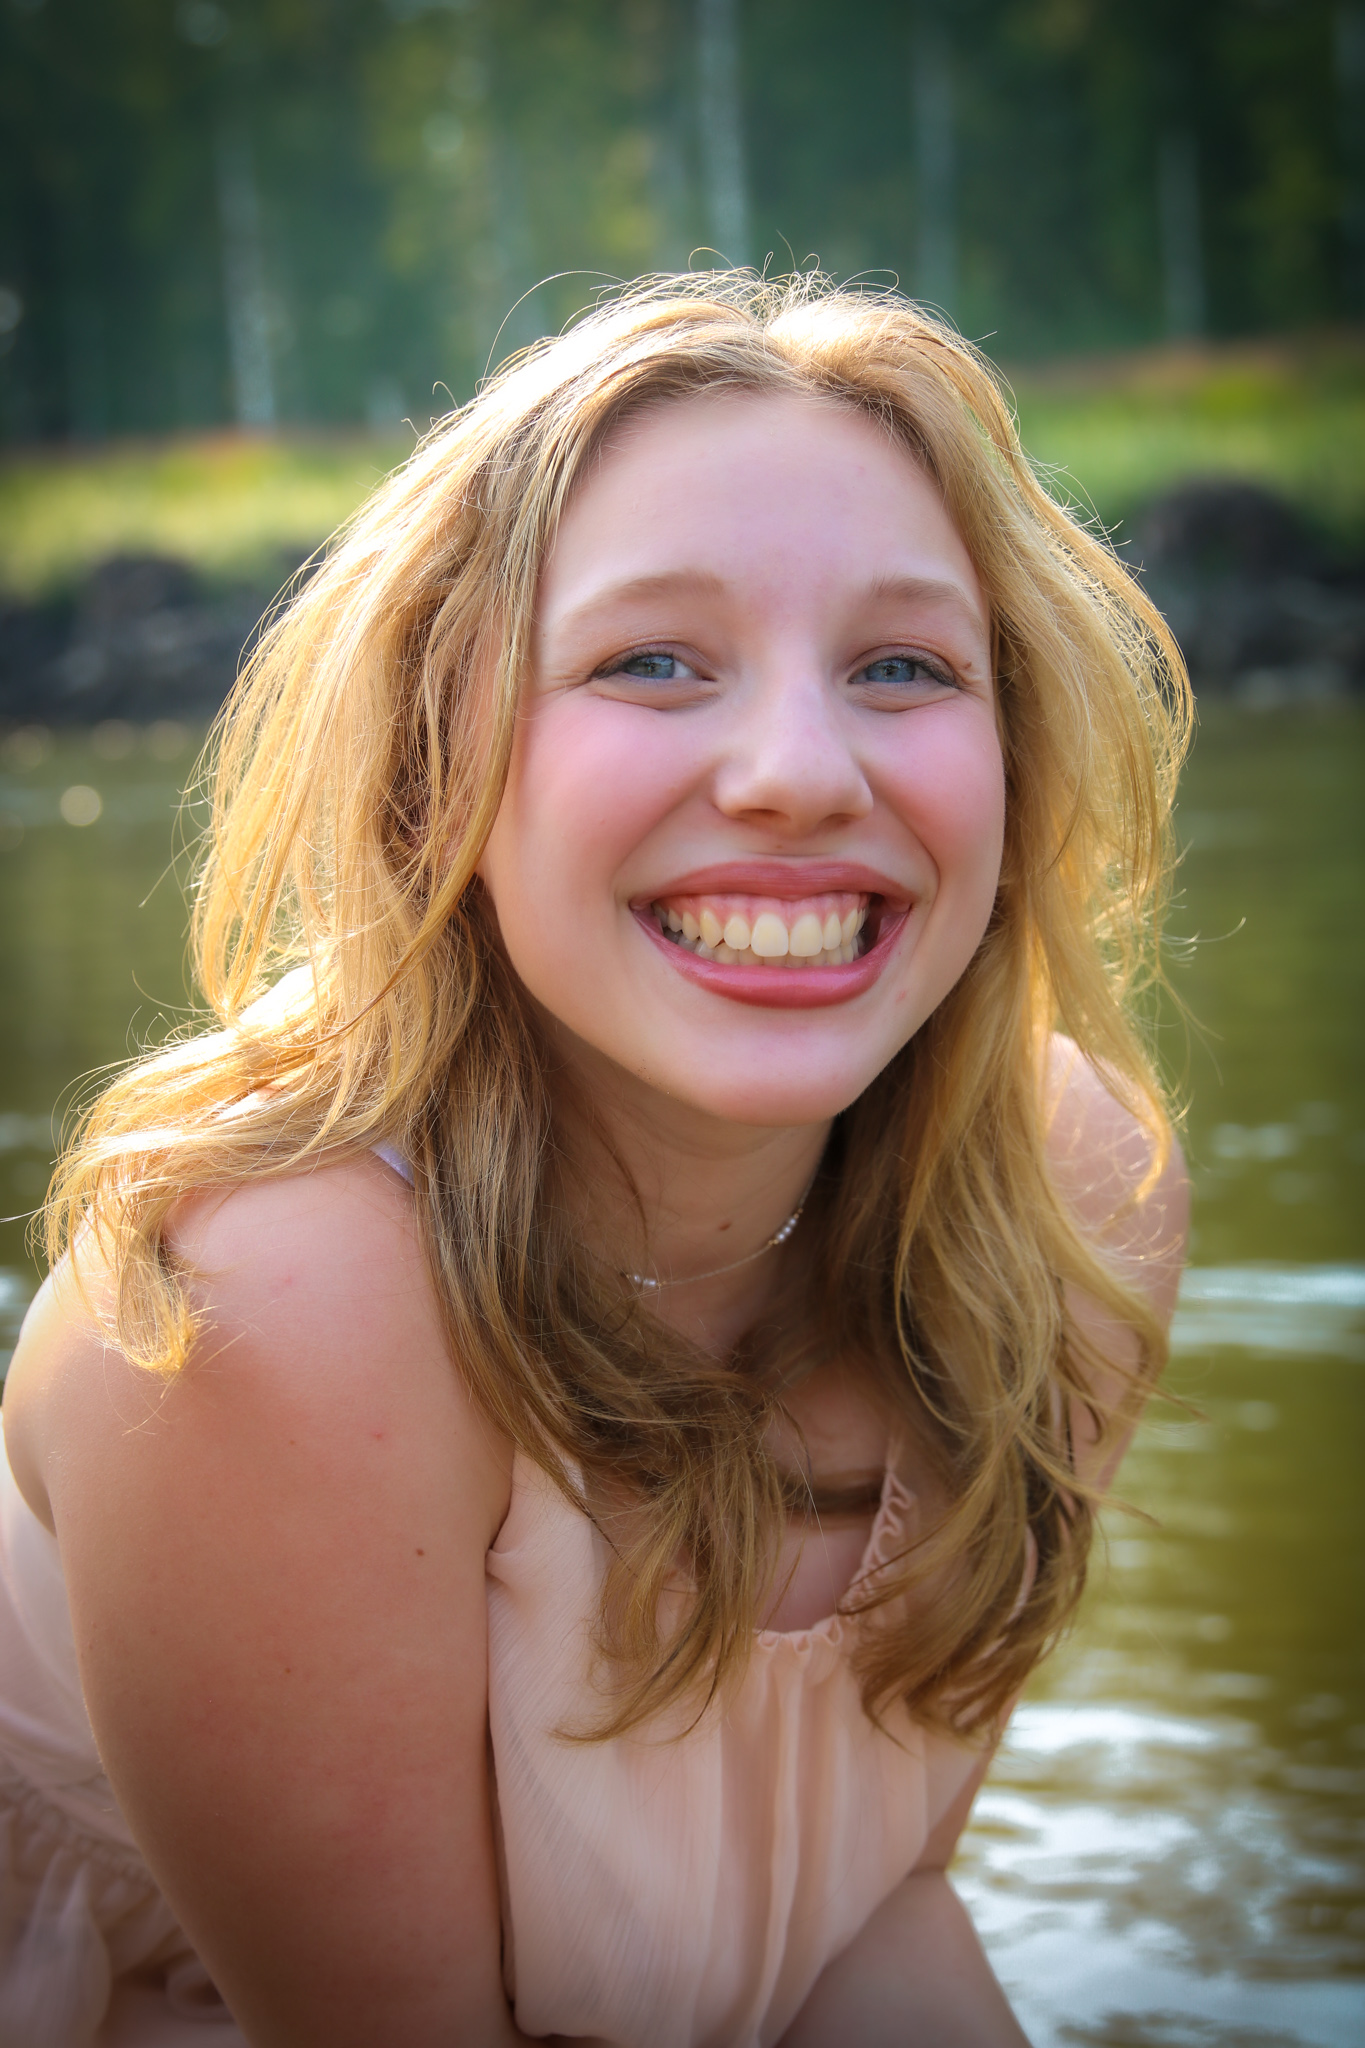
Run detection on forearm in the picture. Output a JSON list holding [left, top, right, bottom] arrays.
[[778, 1871, 1030, 2048]]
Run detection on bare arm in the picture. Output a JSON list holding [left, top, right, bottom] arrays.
[[778, 1731, 1028, 2047], [4, 1157, 525, 2048], [777, 1868, 1029, 2048]]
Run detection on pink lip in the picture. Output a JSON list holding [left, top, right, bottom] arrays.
[[634, 902, 911, 1009], [641, 859, 912, 906]]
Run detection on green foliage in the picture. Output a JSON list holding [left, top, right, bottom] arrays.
[[0, 432, 410, 598], [1012, 333, 1365, 554], [4, 333, 1363, 599], [0, 0, 1359, 439]]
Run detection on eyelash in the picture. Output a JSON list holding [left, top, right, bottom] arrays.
[[593, 646, 694, 682], [854, 653, 959, 691], [591, 646, 961, 691]]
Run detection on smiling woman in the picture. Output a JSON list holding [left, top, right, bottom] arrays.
[[1, 274, 1188, 2048], [482, 394, 1003, 1063], [480, 393, 1004, 1097]]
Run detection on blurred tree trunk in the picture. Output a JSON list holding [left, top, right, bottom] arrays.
[[62, 284, 108, 442], [632, 0, 690, 273], [215, 119, 275, 429], [1337, 4, 1365, 314], [912, 12, 957, 316], [1158, 126, 1206, 337], [698, 0, 750, 268]]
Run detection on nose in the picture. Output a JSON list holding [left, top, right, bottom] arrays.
[[710, 663, 873, 835]]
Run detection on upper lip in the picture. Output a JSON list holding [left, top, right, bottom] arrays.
[[635, 859, 913, 908]]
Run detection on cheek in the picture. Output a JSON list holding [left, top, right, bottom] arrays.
[[883, 709, 1006, 896], [486, 700, 699, 924]]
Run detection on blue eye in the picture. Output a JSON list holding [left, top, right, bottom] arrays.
[[618, 652, 679, 680], [859, 655, 952, 687], [594, 647, 701, 686]]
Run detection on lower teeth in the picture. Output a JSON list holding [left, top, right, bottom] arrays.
[[659, 927, 862, 967]]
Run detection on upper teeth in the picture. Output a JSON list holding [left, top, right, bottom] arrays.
[[651, 894, 870, 967]]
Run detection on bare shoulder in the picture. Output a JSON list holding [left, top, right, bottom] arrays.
[[1044, 1032, 1189, 1329], [6, 1149, 512, 1544], [1042, 1037, 1189, 1491], [2, 1152, 520, 2040]]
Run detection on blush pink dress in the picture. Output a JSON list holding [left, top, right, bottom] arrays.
[[0, 1429, 981, 2047], [1, 1146, 985, 2046], [486, 1450, 982, 2048]]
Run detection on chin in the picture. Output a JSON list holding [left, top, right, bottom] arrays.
[[658, 1052, 894, 1130]]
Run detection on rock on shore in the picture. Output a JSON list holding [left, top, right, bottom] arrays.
[[0, 554, 290, 727], [1, 484, 1362, 725], [1126, 480, 1365, 705]]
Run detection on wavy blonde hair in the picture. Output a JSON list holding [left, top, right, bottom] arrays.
[[47, 273, 1190, 1740]]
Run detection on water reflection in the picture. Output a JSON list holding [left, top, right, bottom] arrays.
[[1172, 1266, 1365, 1363], [0, 706, 1363, 2042], [0, 720, 200, 1306], [1167, 703, 1364, 1270], [958, 1309, 1365, 2045]]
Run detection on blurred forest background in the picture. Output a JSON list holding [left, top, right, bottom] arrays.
[[3, 0, 1364, 714], [2, 0, 1363, 439], [1, 14, 1364, 2040]]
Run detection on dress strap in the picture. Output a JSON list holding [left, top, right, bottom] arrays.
[[372, 1142, 414, 1186]]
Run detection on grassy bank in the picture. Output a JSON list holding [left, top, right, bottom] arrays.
[[0, 432, 411, 600], [1, 332, 1362, 599], [1011, 332, 1365, 553]]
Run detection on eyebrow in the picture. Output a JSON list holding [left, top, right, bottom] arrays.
[[554, 567, 986, 638], [864, 572, 987, 635], [553, 569, 729, 635]]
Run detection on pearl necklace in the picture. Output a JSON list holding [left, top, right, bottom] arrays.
[[627, 1184, 812, 1291]]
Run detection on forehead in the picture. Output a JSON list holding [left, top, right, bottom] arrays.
[[542, 388, 988, 637]]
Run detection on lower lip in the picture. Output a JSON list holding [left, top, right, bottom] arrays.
[[635, 908, 909, 1009]]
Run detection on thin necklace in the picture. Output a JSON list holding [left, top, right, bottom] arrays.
[[627, 1180, 814, 1291]]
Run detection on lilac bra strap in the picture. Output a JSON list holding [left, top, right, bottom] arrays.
[[372, 1141, 415, 1186]]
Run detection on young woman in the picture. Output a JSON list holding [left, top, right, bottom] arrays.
[[1, 274, 1189, 2048]]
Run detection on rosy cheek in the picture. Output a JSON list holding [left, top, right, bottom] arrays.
[[517, 701, 699, 882], [881, 709, 1006, 879]]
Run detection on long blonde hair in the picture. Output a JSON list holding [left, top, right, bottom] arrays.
[[48, 273, 1190, 1739]]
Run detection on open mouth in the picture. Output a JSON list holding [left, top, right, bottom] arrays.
[[648, 891, 876, 968]]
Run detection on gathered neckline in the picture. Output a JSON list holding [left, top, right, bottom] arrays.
[[755, 1457, 915, 1651]]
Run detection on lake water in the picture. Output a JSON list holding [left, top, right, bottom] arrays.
[[1, 704, 1362, 2045]]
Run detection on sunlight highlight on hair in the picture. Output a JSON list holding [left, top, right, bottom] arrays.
[[45, 271, 1191, 1740]]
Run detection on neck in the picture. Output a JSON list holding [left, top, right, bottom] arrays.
[[549, 1027, 831, 1354]]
